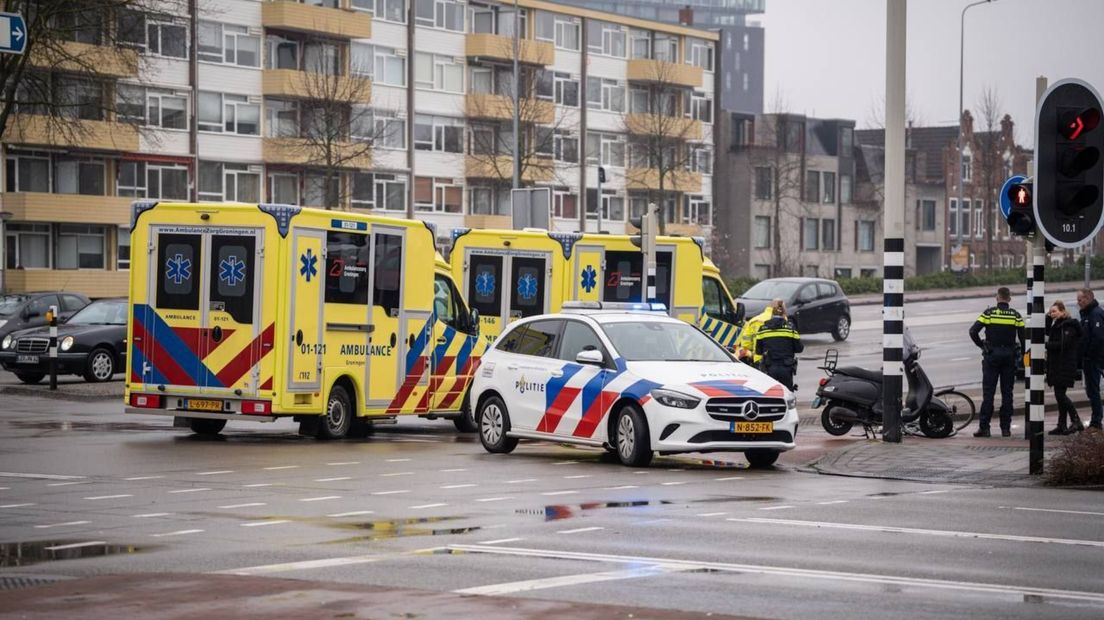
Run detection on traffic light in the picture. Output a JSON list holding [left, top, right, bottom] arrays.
[[1006, 181, 1035, 236], [1035, 79, 1104, 248], [629, 203, 657, 257]]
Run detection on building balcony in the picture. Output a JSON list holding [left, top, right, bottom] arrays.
[[30, 41, 139, 79], [6, 114, 139, 152], [465, 94, 554, 124], [465, 33, 553, 66], [262, 0, 372, 39], [625, 168, 703, 193], [465, 155, 554, 184], [626, 221, 704, 237], [4, 269, 129, 298], [262, 138, 372, 169], [464, 214, 513, 229], [262, 69, 372, 101], [626, 59, 703, 89], [624, 114, 703, 140], [1, 193, 132, 226]]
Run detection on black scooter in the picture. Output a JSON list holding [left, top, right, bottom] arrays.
[[811, 330, 955, 439]]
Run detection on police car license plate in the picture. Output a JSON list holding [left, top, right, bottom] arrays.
[[730, 421, 773, 433], [16, 355, 39, 364], [186, 399, 224, 412]]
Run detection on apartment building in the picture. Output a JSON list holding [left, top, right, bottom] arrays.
[[1, 0, 718, 297]]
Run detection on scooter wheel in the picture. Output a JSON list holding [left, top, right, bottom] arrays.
[[919, 410, 954, 439], [821, 407, 854, 436]]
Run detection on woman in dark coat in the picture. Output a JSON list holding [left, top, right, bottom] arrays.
[[1046, 300, 1085, 434]]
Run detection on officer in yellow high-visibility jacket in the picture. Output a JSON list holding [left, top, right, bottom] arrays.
[[736, 298, 783, 365], [755, 303, 803, 391]]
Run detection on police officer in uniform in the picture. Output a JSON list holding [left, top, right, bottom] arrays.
[[737, 298, 783, 366], [755, 302, 803, 391], [969, 286, 1026, 437]]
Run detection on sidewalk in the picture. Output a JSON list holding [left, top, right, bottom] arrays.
[[848, 278, 1104, 306]]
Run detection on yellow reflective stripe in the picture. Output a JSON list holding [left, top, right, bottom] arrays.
[[986, 317, 1022, 326], [757, 329, 800, 339], [977, 314, 992, 324]]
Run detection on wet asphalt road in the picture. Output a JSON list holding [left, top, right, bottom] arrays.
[[1, 394, 1102, 620]]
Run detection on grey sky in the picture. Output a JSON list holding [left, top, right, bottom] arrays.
[[762, 0, 1104, 146]]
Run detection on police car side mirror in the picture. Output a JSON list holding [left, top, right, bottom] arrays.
[[576, 349, 604, 366]]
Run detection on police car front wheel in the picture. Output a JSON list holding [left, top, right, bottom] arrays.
[[478, 396, 518, 454], [614, 404, 653, 467], [745, 449, 780, 468]]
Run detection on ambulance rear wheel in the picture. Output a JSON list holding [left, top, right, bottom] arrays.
[[318, 386, 352, 440], [189, 418, 227, 435], [453, 393, 478, 433], [614, 404, 653, 467], [478, 396, 517, 454]]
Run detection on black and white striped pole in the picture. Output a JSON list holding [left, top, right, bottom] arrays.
[[47, 304, 58, 391], [1028, 240, 1046, 473], [1023, 257, 1033, 441], [881, 0, 907, 443]]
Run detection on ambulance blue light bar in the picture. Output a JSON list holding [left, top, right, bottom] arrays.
[[562, 301, 668, 313]]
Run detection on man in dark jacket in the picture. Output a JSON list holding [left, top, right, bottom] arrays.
[[1076, 288, 1104, 431], [969, 287, 1025, 437], [756, 304, 803, 392]]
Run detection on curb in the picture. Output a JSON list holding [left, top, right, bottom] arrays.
[[0, 385, 120, 402], [849, 280, 1104, 307]]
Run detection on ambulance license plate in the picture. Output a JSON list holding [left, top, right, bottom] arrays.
[[730, 421, 773, 433], [186, 399, 224, 412], [16, 355, 39, 364]]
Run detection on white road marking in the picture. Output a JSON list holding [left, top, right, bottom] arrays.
[[563, 475, 591, 479], [918, 490, 951, 495], [46, 481, 91, 487], [43, 541, 107, 552], [1012, 506, 1104, 517], [448, 544, 1104, 604], [660, 481, 687, 486], [219, 502, 266, 509], [552, 461, 579, 465], [713, 476, 744, 481], [631, 471, 650, 475], [315, 477, 352, 482], [440, 468, 468, 472], [328, 510, 374, 518], [666, 468, 684, 472], [34, 521, 90, 529], [476, 497, 512, 503], [504, 479, 537, 484], [241, 520, 291, 527], [951, 357, 972, 362], [83, 494, 133, 501], [604, 485, 638, 490], [386, 458, 412, 463], [243, 483, 275, 488], [817, 500, 849, 505], [169, 488, 211, 494], [634, 518, 672, 525], [454, 565, 683, 596], [263, 465, 300, 470], [410, 503, 448, 510], [151, 529, 204, 537], [214, 555, 381, 575], [125, 476, 164, 481], [0, 486, 9, 490], [371, 490, 410, 496], [0, 472, 84, 480], [195, 470, 234, 476], [132, 513, 170, 518], [380, 472, 414, 477], [697, 512, 728, 517], [558, 526, 605, 534], [327, 462, 359, 466], [441, 483, 477, 489], [540, 490, 577, 496], [0, 503, 35, 508], [759, 505, 794, 511], [730, 517, 1104, 548], [299, 496, 341, 502], [478, 538, 524, 545]]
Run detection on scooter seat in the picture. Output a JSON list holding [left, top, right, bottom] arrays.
[[835, 366, 883, 383]]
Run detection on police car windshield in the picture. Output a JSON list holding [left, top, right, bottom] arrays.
[[741, 280, 801, 301], [601, 321, 731, 362]]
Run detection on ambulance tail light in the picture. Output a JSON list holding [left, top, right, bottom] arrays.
[[241, 400, 271, 415], [130, 393, 163, 409]]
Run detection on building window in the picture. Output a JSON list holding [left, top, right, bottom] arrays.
[[350, 44, 405, 85], [919, 199, 936, 231], [587, 20, 626, 58], [57, 78, 104, 121], [414, 53, 464, 93], [352, 172, 407, 211], [303, 173, 340, 207], [961, 154, 972, 182], [805, 170, 820, 203], [974, 200, 985, 239], [146, 19, 188, 58], [949, 198, 971, 237], [352, 107, 405, 149], [586, 189, 624, 222], [414, 176, 463, 213], [536, 71, 579, 107], [198, 92, 259, 135], [689, 145, 713, 175], [414, 115, 464, 153], [687, 92, 713, 124], [269, 173, 299, 204], [353, 0, 406, 23], [5, 223, 51, 269], [536, 12, 580, 51], [840, 127, 853, 154], [840, 173, 852, 204], [198, 21, 260, 67], [5, 153, 50, 192], [857, 220, 875, 252], [753, 264, 771, 280], [755, 167, 772, 200], [754, 216, 771, 249], [117, 84, 188, 130], [835, 267, 852, 279], [802, 218, 819, 251], [685, 38, 713, 71], [54, 158, 105, 196], [117, 227, 131, 270], [822, 219, 836, 251], [118, 162, 189, 200], [822, 171, 836, 203], [586, 77, 625, 113], [468, 185, 509, 215], [56, 224, 106, 269], [415, 0, 464, 31], [198, 162, 261, 202], [585, 132, 627, 168], [552, 189, 577, 219], [684, 196, 711, 226]]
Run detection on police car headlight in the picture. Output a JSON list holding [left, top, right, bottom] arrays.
[[60, 336, 75, 352], [786, 395, 797, 410], [650, 389, 701, 409], [1, 335, 12, 350]]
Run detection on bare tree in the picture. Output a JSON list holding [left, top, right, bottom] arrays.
[[620, 59, 703, 234], [974, 86, 1004, 272]]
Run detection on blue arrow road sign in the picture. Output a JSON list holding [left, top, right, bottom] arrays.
[[999, 174, 1028, 221], [0, 13, 26, 55]]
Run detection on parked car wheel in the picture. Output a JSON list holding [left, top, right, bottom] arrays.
[[14, 372, 45, 384], [832, 315, 851, 341], [745, 449, 780, 468], [478, 395, 518, 454], [614, 404, 653, 467], [83, 347, 116, 383]]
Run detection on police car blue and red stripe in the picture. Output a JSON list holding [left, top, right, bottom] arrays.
[[471, 302, 798, 468]]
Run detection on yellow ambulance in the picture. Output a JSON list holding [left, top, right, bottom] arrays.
[[448, 228, 744, 348], [124, 201, 486, 438]]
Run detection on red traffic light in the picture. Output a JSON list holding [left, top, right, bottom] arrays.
[[1060, 107, 1101, 140], [1006, 182, 1036, 236], [1013, 185, 1031, 205]]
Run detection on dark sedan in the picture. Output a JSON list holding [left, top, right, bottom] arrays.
[[0, 298, 128, 383], [736, 278, 851, 341]]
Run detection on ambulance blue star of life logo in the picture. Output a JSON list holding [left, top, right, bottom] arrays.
[[300, 248, 318, 282], [581, 265, 597, 293], [475, 270, 496, 297], [165, 253, 191, 285], [517, 273, 538, 300], [219, 255, 246, 287]]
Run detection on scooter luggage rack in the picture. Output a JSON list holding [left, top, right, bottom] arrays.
[[820, 349, 839, 373]]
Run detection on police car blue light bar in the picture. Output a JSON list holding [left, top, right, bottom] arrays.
[[562, 301, 668, 313]]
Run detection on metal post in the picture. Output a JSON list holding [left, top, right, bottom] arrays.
[[511, 0, 521, 190], [596, 168, 603, 233], [1023, 249, 1033, 440], [47, 304, 58, 391], [1085, 238, 1093, 288], [1029, 238, 1045, 474], [956, 0, 995, 267], [644, 203, 657, 303], [881, 0, 907, 443]]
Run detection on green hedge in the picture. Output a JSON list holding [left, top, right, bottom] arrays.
[[727, 256, 1104, 298]]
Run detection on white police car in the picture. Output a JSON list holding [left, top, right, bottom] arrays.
[[471, 302, 798, 468]]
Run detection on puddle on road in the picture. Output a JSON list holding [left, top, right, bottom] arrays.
[[8, 420, 171, 433], [0, 540, 146, 567], [689, 496, 781, 504], [325, 516, 482, 543]]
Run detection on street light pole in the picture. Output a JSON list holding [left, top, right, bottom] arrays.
[[882, 0, 907, 443], [512, 0, 521, 190], [956, 0, 995, 267]]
